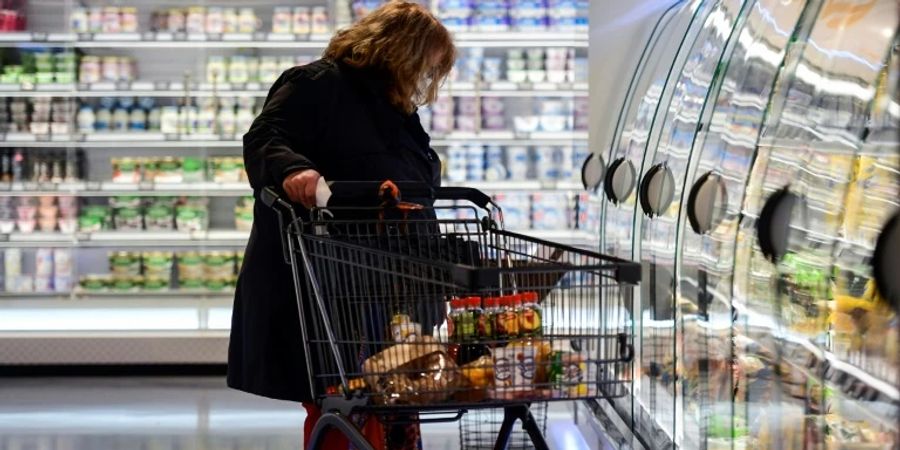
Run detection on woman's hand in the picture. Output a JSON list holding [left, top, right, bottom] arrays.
[[282, 169, 321, 209]]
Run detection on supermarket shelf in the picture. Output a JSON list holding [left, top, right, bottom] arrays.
[[0, 81, 588, 98], [0, 181, 250, 197], [0, 131, 588, 147], [0, 291, 232, 302], [0, 229, 250, 248], [0, 180, 584, 196], [0, 228, 594, 247], [0, 31, 588, 48]]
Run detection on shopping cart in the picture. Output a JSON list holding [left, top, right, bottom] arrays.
[[459, 403, 548, 450], [262, 180, 640, 450]]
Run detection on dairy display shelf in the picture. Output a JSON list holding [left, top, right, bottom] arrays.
[[0, 291, 232, 300], [0, 131, 589, 147], [0, 31, 589, 48], [0, 180, 585, 197], [0, 81, 589, 98], [0, 229, 250, 248], [0, 228, 597, 248], [0, 181, 250, 197]]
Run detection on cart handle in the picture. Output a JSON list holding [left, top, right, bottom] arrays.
[[324, 180, 494, 210], [260, 186, 298, 264]]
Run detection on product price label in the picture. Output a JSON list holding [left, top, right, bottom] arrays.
[[34, 134, 50, 142], [514, 131, 531, 140], [154, 81, 170, 90], [18, 83, 34, 91], [0, 184, 10, 192], [518, 82, 534, 90], [138, 181, 154, 191], [155, 32, 175, 41], [23, 182, 38, 191], [31, 32, 48, 42], [0, 234, 9, 242], [116, 81, 131, 91], [173, 32, 187, 41], [245, 82, 261, 91], [222, 33, 252, 41], [187, 33, 207, 42], [86, 181, 102, 191], [142, 32, 156, 41], [77, 33, 92, 41], [206, 33, 223, 41]]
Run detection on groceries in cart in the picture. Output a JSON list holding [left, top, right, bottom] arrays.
[[346, 292, 602, 406]]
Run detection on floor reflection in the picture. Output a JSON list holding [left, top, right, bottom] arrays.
[[0, 377, 590, 450]]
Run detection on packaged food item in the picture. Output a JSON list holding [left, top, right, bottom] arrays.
[[109, 251, 140, 277], [292, 7, 311, 34], [237, 8, 258, 33], [310, 7, 329, 34], [112, 196, 143, 230], [121, 7, 139, 33], [71, 7, 89, 33], [234, 196, 253, 231], [102, 6, 121, 33], [362, 336, 443, 387], [460, 355, 494, 390], [35, 248, 54, 277], [175, 198, 208, 231], [142, 251, 173, 279], [205, 7, 224, 34], [154, 157, 182, 183], [491, 344, 537, 399], [271, 7, 292, 34], [204, 251, 235, 281], [79, 274, 110, 292], [111, 275, 143, 292], [222, 8, 239, 33], [364, 337, 459, 405], [390, 313, 423, 343], [79, 204, 110, 232], [176, 251, 203, 289], [548, 351, 594, 398], [112, 157, 141, 183]]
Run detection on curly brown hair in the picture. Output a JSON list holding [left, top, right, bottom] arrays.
[[324, 1, 456, 114]]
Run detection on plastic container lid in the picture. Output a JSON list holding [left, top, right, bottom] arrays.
[[463, 296, 482, 308], [520, 292, 539, 303], [449, 298, 467, 309], [483, 297, 501, 308]]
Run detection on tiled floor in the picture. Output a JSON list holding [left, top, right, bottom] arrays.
[[0, 377, 597, 450]]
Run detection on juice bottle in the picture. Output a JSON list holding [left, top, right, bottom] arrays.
[[518, 291, 543, 337]]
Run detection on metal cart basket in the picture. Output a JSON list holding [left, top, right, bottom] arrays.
[[262, 181, 639, 450]]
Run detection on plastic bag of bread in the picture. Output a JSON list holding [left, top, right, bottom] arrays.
[[362, 336, 443, 389], [371, 350, 460, 405]]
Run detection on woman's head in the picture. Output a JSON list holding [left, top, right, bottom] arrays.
[[324, 1, 456, 114]]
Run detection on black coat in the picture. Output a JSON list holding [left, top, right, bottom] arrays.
[[228, 58, 441, 403]]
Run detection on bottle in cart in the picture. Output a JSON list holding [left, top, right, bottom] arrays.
[[518, 292, 542, 337], [494, 295, 521, 341]]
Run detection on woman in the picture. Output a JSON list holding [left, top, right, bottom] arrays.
[[228, 2, 455, 448]]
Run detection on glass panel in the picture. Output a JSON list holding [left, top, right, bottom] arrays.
[[634, 0, 752, 444], [675, 0, 809, 448], [737, 0, 899, 447]]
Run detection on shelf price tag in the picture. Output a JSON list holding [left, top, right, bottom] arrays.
[[86, 181, 102, 191], [154, 81, 170, 90], [518, 82, 534, 90], [31, 32, 48, 42], [77, 33, 92, 41], [514, 131, 531, 140], [0, 234, 9, 242], [187, 33, 207, 41], [173, 32, 187, 41], [23, 182, 39, 191], [138, 181, 154, 191], [206, 33, 223, 41]]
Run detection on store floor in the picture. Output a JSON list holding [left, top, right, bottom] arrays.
[[0, 377, 595, 450]]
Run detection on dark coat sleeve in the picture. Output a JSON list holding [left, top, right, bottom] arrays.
[[242, 71, 335, 190]]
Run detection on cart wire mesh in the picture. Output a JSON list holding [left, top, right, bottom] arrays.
[[459, 403, 549, 450], [291, 202, 638, 413]]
